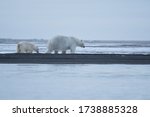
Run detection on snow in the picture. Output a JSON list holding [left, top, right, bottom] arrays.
[[1, 41, 150, 54]]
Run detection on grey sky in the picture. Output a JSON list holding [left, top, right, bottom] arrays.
[[0, 0, 150, 40]]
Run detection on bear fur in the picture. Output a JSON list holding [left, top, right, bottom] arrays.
[[47, 35, 85, 54], [17, 41, 39, 53]]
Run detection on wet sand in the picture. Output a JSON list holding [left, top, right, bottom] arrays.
[[0, 53, 150, 64]]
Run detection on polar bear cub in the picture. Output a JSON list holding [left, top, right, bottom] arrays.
[[17, 41, 39, 53]]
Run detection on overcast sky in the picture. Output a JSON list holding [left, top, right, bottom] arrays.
[[0, 0, 150, 40]]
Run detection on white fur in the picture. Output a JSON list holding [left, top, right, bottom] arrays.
[[17, 42, 39, 53], [47, 35, 85, 54]]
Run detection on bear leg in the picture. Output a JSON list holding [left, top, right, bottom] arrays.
[[54, 50, 58, 54], [62, 51, 66, 54], [70, 46, 76, 53]]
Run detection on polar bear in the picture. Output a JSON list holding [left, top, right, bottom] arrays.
[[47, 35, 85, 54], [17, 41, 39, 53]]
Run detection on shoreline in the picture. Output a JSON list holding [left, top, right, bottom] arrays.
[[0, 53, 150, 64]]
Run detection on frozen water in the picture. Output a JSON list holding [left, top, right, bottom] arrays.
[[0, 64, 150, 100], [0, 40, 150, 54]]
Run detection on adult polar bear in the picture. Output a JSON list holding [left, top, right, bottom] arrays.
[[47, 35, 85, 54], [17, 41, 39, 53]]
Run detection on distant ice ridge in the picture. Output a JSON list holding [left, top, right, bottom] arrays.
[[0, 39, 150, 54]]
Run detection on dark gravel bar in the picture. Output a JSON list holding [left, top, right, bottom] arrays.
[[0, 53, 150, 64]]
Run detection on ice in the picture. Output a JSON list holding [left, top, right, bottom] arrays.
[[0, 64, 150, 99], [1, 40, 150, 54]]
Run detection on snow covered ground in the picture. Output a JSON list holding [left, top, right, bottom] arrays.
[[0, 64, 150, 100]]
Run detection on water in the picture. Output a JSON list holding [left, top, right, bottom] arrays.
[[0, 64, 150, 100], [0, 40, 150, 99]]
